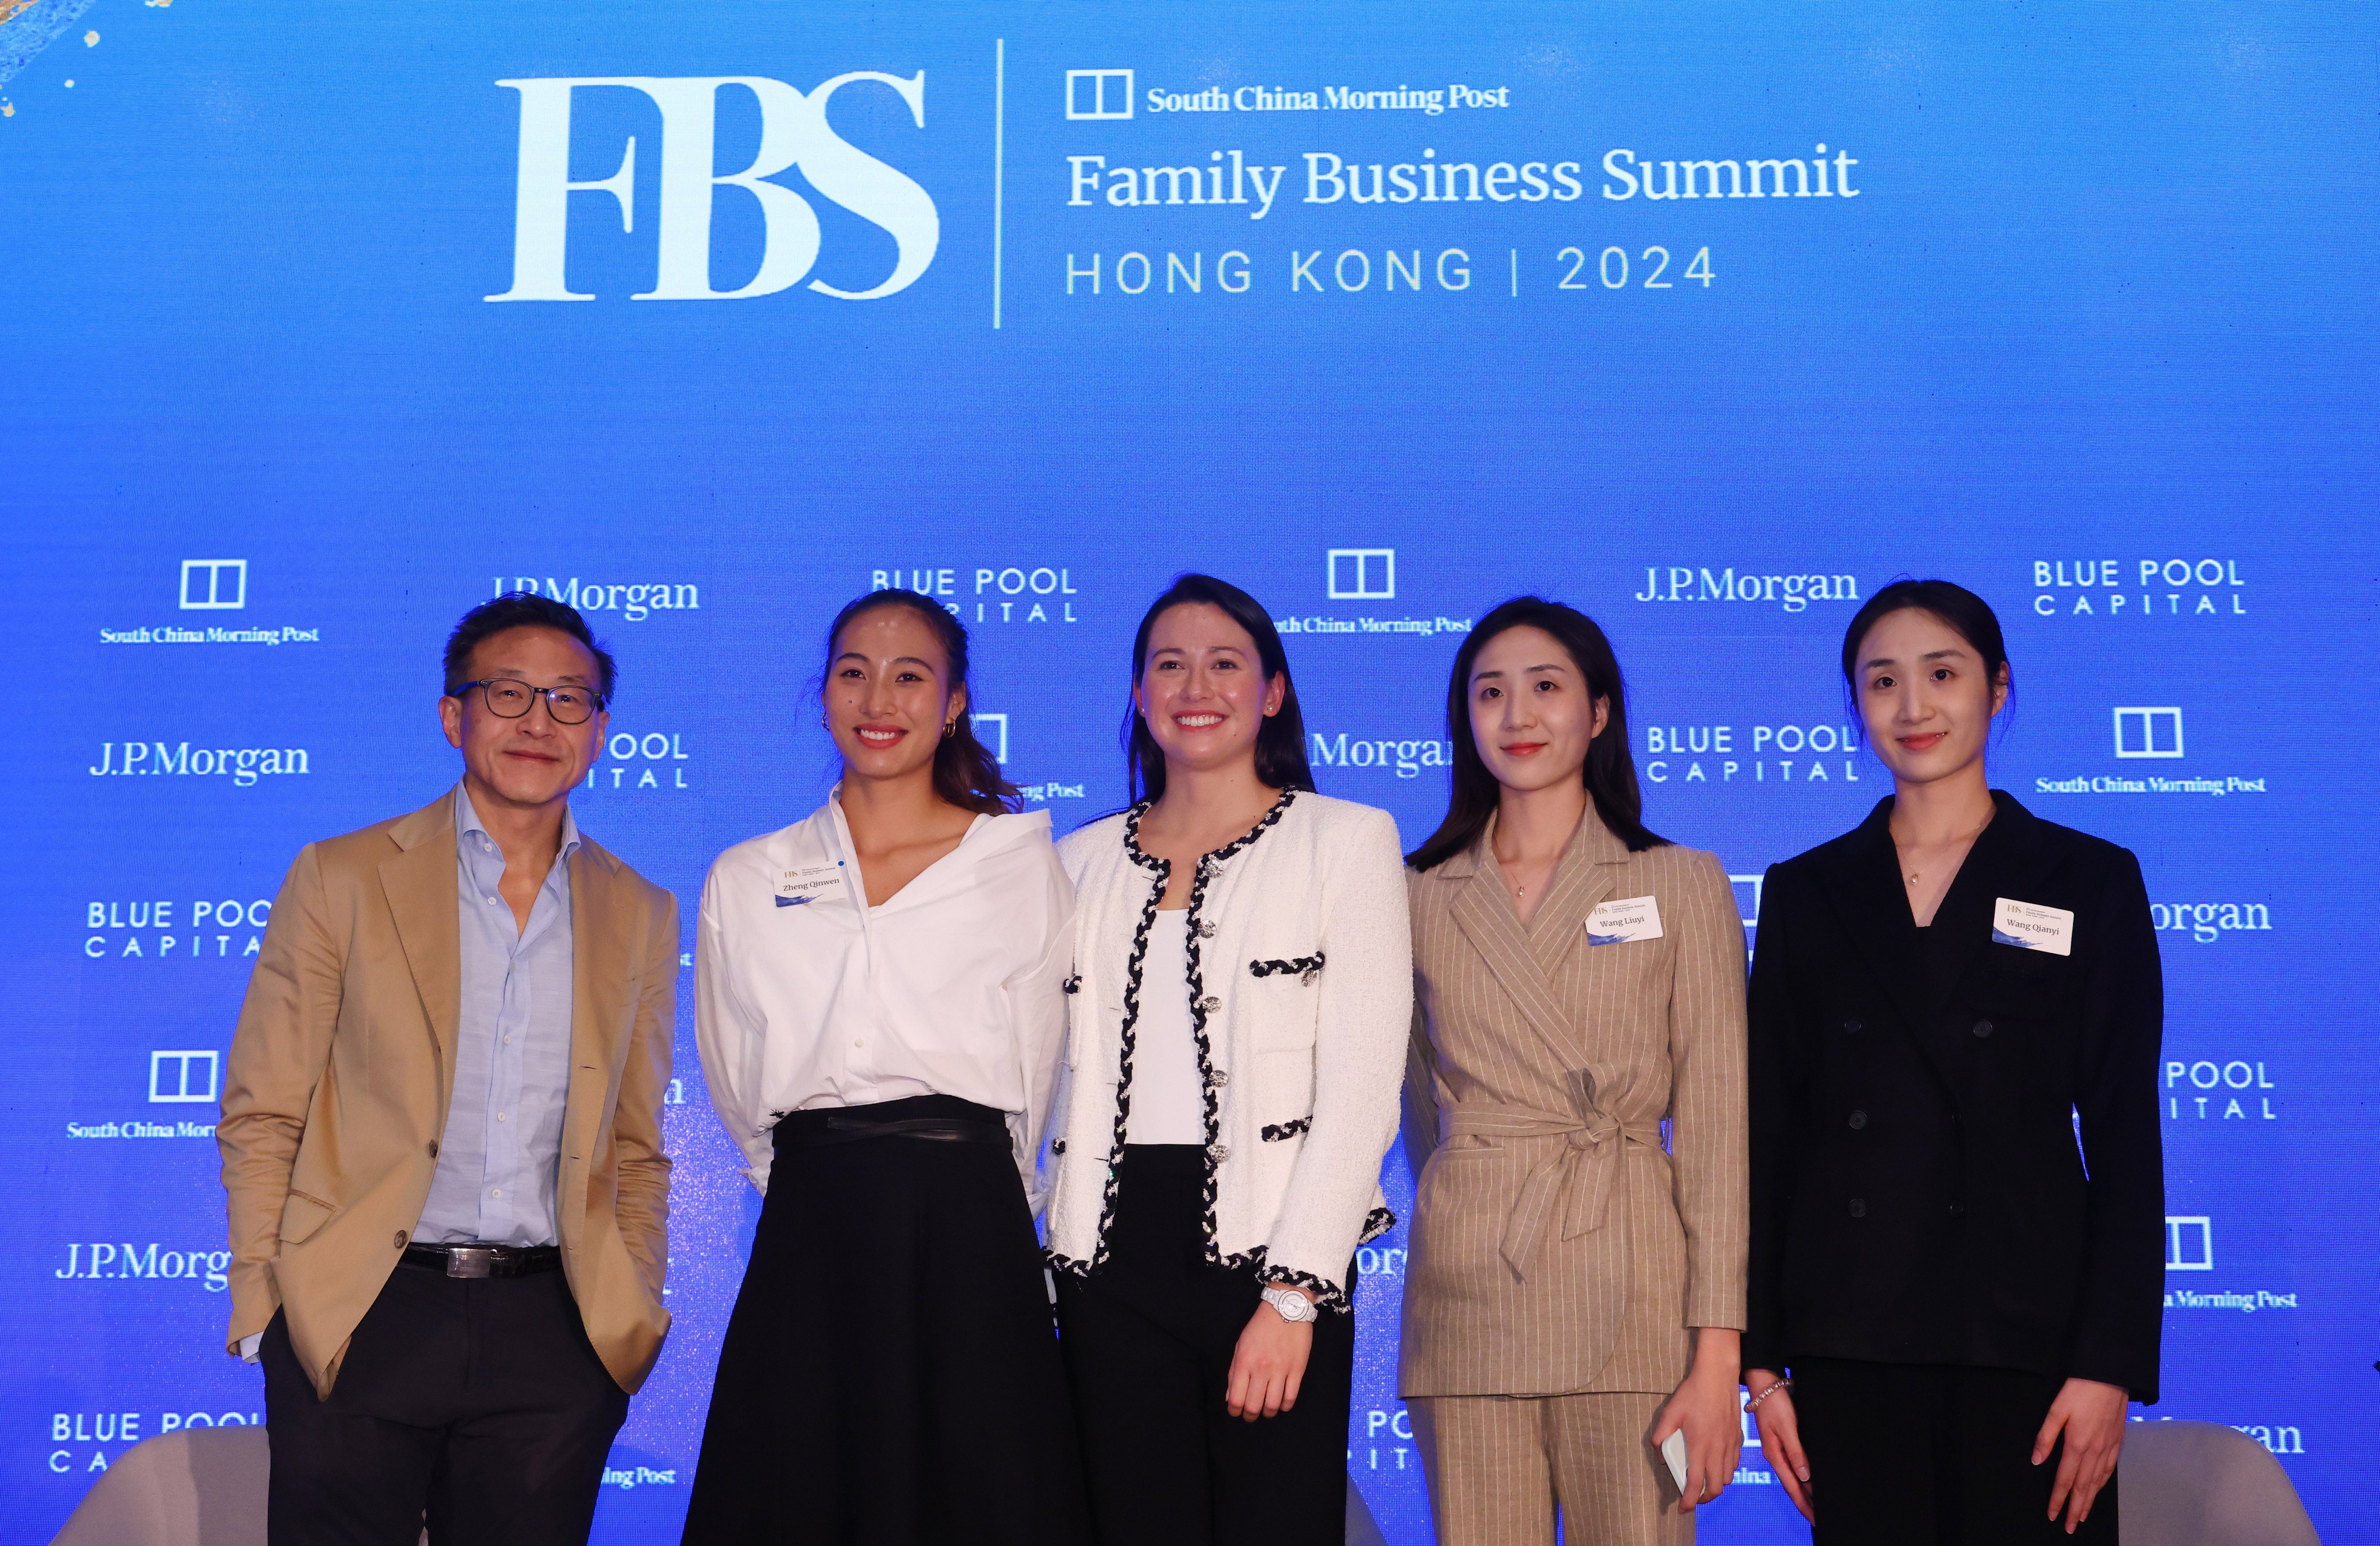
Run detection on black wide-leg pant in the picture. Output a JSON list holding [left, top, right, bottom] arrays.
[[1054, 1144, 1355, 1546], [1792, 1358, 2120, 1545], [260, 1262, 628, 1546], [680, 1096, 1091, 1546]]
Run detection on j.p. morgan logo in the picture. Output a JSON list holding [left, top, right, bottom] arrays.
[[90, 742, 310, 785], [494, 576, 701, 621], [101, 561, 321, 647], [1634, 566, 1860, 614], [488, 72, 939, 302]]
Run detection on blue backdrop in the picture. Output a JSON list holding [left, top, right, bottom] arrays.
[[5, 0, 2374, 1540]]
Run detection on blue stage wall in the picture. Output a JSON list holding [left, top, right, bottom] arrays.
[[4, 1, 2374, 1539]]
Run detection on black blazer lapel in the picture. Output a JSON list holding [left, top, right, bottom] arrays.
[[1809, 797, 1974, 1104], [1927, 792, 2071, 1005]]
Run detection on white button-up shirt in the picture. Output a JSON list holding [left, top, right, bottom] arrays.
[[695, 793, 1075, 1203]]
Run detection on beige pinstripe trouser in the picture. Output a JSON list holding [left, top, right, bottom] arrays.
[[1410, 1393, 1691, 1546]]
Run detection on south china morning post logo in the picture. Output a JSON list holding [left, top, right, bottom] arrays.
[[63, 1051, 225, 1142], [98, 560, 322, 647], [2032, 708, 2267, 799], [969, 712, 1086, 806], [1276, 549, 1473, 639], [2031, 557, 2247, 619], [485, 72, 938, 303], [2160, 1215, 2301, 1322]]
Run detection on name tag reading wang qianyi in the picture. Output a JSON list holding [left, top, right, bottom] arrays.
[[1586, 896, 1664, 946], [774, 862, 844, 908], [1992, 897, 2075, 955]]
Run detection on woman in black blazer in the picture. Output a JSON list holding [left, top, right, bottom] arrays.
[[1742, 580, 2163, 1543]]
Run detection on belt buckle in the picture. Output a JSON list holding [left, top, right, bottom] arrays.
[[445, 1246, 496, 1279]]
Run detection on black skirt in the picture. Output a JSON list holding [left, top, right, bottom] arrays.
[[681, 1095, 1091, 1545]]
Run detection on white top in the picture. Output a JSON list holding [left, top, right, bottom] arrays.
[[695, 792, 1075, 1203], [1045, 789, 1413, 1311], [1124, 910, 1206, 1145]]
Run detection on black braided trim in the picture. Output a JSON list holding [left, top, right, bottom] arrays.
[[1359, 1204, 1397, 1244], [1071, 803, 1172, 1274], [1177, 788, 1300, 1265], [1259, 1118, 1311, 1142], [1248, 951, 1325, 983], [1216, 1246, 1354, 1315]]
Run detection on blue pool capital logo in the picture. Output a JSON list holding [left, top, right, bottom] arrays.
[[487, 72, 940, 303]]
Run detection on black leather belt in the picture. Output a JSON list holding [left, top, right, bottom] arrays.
[[402, 1243, 562, 1278], [773, 1110, 1011, 1149]]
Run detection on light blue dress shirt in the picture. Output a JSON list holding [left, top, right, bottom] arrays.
[[414, 785, 579, 1247]]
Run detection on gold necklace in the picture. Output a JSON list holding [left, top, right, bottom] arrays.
[[1900, 814, 1994, 887]]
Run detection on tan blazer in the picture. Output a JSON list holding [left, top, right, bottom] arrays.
[[218, 790, 677, 1398], [1400, 810, 1747, 1398]]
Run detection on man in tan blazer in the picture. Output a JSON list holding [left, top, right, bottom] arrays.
[[219, 592, 676, 1546]]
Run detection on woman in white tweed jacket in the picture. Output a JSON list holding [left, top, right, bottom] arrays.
[[1045, 574, 1411, 1546]]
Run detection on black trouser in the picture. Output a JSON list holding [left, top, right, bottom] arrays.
[[1792, 1358, 2119, 1545], [260, 1259, 628, 1546], [1054, 1144, 1355, 1546]]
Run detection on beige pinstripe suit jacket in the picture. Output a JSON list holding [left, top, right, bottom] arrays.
[[1399, 810, 1748, 1398]]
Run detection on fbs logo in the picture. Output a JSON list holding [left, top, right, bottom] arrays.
[[488, 73, 939, 302]]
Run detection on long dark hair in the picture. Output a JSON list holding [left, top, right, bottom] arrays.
[[1123, 574, 1316, 804], [1406, 596, 1666, 871], [1838, 578, 2014, 740], [823, 589, 1019, 816]]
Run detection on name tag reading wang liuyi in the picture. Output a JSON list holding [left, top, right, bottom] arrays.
[[1586, 896, 1664, 946], [774, 862, 844, 908], [1992, 896, 2075, 955]]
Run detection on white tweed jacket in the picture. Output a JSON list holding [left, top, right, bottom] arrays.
[[1044, 789, 1413, 1311]]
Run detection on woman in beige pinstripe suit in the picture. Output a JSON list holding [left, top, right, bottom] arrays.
[[1401, 597, 1750, 1545]]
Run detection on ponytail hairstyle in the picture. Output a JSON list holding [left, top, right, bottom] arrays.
[[1123, 574, 1316, 804], [1838, 578, 2014, 739], [822, 589, 1019, 816], [1406, 596, 1666, 871]]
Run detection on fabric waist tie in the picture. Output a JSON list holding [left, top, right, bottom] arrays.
[[1441, 1093, 1663, 1280]]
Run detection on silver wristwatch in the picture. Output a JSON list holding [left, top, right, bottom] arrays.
[[1261, 1285, 1319, 1324]]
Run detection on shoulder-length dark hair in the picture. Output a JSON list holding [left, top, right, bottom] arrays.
[[1838, 578, 2014, 740], [1407, 596, 1666, 871], [1123, 574, 1316, 804], [822, 589, 1019, 817]]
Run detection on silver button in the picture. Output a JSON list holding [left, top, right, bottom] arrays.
[[1196, 921, 1216, 939], [1208, 1144, 1230, 1162], [1197, 996, 1221, 1014], [1212, 1069, 1230, 1087]]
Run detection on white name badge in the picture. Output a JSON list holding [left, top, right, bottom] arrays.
[[1992, 896, 2074, 955], [1586, 896, 1664, 946], [775, 862, 844, 908]]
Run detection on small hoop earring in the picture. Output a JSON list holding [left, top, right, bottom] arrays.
[[943, 721, 958, 739]]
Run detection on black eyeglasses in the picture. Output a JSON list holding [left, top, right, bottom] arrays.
[[450, 679, 607, 724]]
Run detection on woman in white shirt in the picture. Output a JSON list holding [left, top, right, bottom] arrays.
[[1045, 574, 1412, 1545], [681, 590, 1089, 1545]]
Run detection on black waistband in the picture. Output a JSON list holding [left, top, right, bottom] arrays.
[[401, 1243, 561, 1278], [772, 1094, 1011, 1150]]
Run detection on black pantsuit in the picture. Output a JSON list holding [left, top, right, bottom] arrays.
[[1793, 1359, 2116, 1543], [1054, 1144, 1355, 1546], [260, 1261, 629, 1546], [680, 1096, 1090, 1546], [1746, 793, 2164, 1536]]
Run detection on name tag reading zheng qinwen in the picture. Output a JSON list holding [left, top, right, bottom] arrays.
[[1992, 896, 2074, 955], [774, 862, 843, 908], [1586, 896, 1664, 946]]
